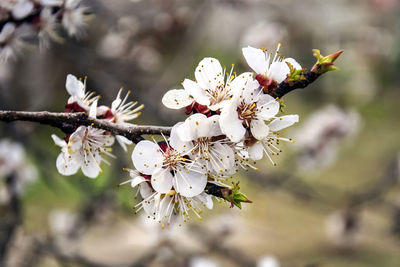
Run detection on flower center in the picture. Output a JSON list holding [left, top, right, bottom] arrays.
[[255, 74, 278, 94], [237, 102, 257, 127]]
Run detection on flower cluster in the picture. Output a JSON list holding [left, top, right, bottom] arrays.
[[125, 44, 301, 226], [52, 74, 143, 178], [0, 0, 89, 62]]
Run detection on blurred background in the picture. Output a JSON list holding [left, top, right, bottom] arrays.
[[1, 0, 400, 266]]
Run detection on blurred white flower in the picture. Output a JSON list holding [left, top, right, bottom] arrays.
[[0, 139, 37, 203], [48, 209, 78, 235], [0, 22, 30, 62], [257, 255, 280, 267], [62, 0, 89, 37], [189, 256, 220, 267], [325, 209, 362, 248], [242, 44, 301, 94], [294, 105, 361, 172], [12, 0, 34, 20], [241, 21, 288, 50]]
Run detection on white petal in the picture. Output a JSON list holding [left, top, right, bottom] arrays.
[[242, 46, 268, 74], [12, 0, 34, 20], [0, 23, 16, 43], [256, 94, 280, 120], [65, 74, 85, 98], [169, 123, 193, 154], [89, 99, 97, 118], [151, 168, 173, 194], [111, 89, 122, 111], [204, 115, 223, 137], [81, 152, 101, 178], [132, 140, 164, 175], [284, 57, 302, 70], [177, 113, 205, 141], [220, 101, 246, 142], [116, 135, 132, 152], [173, 168, 207, 197], [182, 79, 210, 106], [269, 61, 290, 83], [56, 153, 79, 176], [229, 72, 254, 96], [195, 192, 213, 209], [130, 176, 146, 188], [139, 183, 156, 215], [209, 143, 236, 175], [194, 58, 224, 92], [162, 89, 193, 109], [250, 119, 270, 140], [248, 142, 264, 160], [268, 115, 299, 131], [40, 0, 63, 6], [51, 134, 66, 147]]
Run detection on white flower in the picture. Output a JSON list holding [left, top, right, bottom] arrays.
[[131, 136, 207, 198], [109, 89, 144, 124], [62, 0, 89, 37], [162, 57, 254, 112], [65, 74, 98, 111], [172, 113, 236, 176], [257, 256, 280, 267], [220, 74, 298, 143], [123, 169, 213, 227], [97, 89, 144, 151], [242, 44, 301, 93], [52, 101, 115, 178]]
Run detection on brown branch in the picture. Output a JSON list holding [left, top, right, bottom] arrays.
[[0, 110, 172, 143], [270, 50, 343, 99]]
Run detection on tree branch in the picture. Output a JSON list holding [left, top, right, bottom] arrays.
[[0, 111, 171, 143]]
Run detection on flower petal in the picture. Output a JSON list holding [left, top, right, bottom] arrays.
[[195, 192, 213, 209], [256, 94, 280, 120], [194, 58, 224, 91], [65, 74, 85, 98], [151, 168, 173, 194], [284, 57, 302, 71], [81, 151, 101, 178], [170, 123, 193, 154], [220, 100, 246, 142], [242, 46, 268, 74], [269, 115, 299, 131], [130, 176, 146, 188], [173, 168, 207, 197], [116, 135, 133, 152], [177, 113, 206, 141], [51, 134, 66, 147], [12, 0, 34, 20], [132, 140, 164, 175], [56, 153, 79, 176], [269, 61, 290, 83], [248, 142, 264, 160], [162, 89, 193, 109], [250, 119, 270, 140], [182, 79, 210, 106]]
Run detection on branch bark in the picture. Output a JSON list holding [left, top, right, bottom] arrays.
[[0, 111, 172, 143]]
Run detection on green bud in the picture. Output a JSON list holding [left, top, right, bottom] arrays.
[[222, 182, 252, 209], [311, 49, 343, 74], [286, 61, 307, 85]]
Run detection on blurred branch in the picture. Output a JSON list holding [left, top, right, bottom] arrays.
[[0, 174, 22, 266], [0, 110, 172, 142]]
